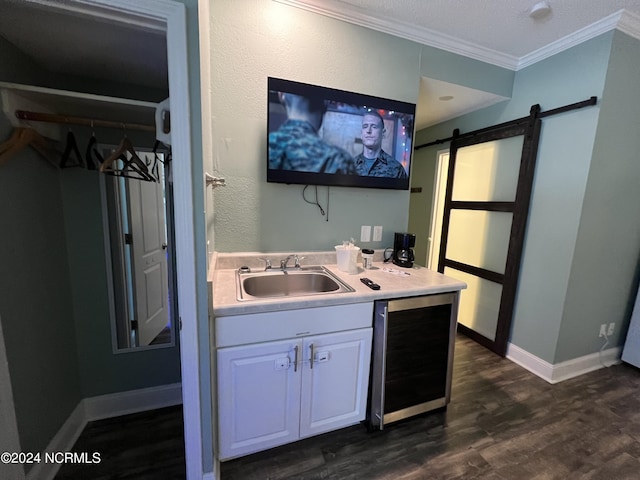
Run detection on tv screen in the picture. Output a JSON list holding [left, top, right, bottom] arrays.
[[267, 77, 416, 190]]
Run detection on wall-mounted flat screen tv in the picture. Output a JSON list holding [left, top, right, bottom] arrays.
[[267, 77, 416, 190]]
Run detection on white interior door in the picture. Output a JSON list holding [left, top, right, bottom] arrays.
[[127, 152, 169, 346]]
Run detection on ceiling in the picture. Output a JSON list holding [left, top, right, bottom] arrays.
[[278, 0, 640, 128], [283, 0, 640, 68], [2, 0, 640, 129]]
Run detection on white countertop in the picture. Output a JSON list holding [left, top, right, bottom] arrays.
[[210, 251, 467, 317]]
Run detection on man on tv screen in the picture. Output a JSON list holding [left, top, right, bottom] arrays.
[[354, 110, 408, 179], [268, 93, 356, 175]]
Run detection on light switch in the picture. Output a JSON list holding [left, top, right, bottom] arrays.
[[373, 226, 383, 242], [360, 225, 371, 242]]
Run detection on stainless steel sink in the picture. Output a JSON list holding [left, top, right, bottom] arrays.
[[236, 265, 354, 301]]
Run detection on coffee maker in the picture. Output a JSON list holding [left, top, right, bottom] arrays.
[[393, 232, 416, 268]]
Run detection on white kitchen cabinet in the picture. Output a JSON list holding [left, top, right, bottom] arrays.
[[217, 338, 302, 460], [217, 326, 372, 460], [299, 329, 372, 438]]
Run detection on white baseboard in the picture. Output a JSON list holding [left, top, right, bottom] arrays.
[[84, 382, 182, 421], [506, 343, 622, 384], [26, 402, 86, 480], [506, 343, 555, 382], [27, 383, 182, 480]]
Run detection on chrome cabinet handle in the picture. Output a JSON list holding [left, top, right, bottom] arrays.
[[309, 343, 314, 369], [293, 345, 299, 372]]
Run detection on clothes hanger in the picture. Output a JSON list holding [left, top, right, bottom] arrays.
[[26, 129, 62, 168], [0, 127, 61, 168], [100, 129, 155, 182], [149, 139, 170, 182], [0, 128, 28, 164], [102, 153, 156, 182], [59, 128, 85, 168], [85, 136, 105, 170], [85, 123, 103, 170]]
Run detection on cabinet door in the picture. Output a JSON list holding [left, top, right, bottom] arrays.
[[299, 328, 372, 438], [217, 339, 301, 460]]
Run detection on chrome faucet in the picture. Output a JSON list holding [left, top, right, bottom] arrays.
[[280, 255, 294, 270], [259, 258, 272, 271], [280, 254, 304, 270]]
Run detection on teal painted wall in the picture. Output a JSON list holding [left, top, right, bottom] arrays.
[[208, 0, 516, 254], [506, 33, 611, 362], [0, 126, 82, 466], [0, 38, 82, 465], [556, 31, 640, 363], [420, 46, 515, 98], [210, 0, 420, 252]]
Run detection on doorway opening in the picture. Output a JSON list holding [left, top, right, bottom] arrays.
[[0, 0, 203, 478], [426, 149, 449, 271]]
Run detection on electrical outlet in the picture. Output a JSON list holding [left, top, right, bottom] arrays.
[[599, 324, 607, 337], [373, 225, 383, 242], [360, 225, 371, 242], [607, 322, 615, 336]]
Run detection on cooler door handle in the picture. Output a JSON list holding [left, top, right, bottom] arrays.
[[379, 305, 388, 430]]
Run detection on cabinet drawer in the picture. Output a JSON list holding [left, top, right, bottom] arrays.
[[215, 302, 373, 347]]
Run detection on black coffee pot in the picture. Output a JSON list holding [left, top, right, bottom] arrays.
[[392, 232, 415, 268]]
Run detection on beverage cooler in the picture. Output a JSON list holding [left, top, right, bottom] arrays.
[[367, 292, 459, 430]]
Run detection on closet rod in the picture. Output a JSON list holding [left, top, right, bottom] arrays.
[[14, 110, 155, 133]]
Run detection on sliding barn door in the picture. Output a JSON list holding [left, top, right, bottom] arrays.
[[438, 110, 541, 356]]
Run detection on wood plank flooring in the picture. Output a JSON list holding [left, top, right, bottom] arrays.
[[56, 335, 640, 479], [55, 405, 185, 479]]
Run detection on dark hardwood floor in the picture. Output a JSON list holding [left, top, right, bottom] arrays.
[[55, 405, 185, 480], [56, 335, 640, 479]]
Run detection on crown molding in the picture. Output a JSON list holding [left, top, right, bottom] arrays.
[[275, 1, 640, 72], [616, 8, 640, 40], [516, 9, 640, 69], [274, 0, 520, 70]]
